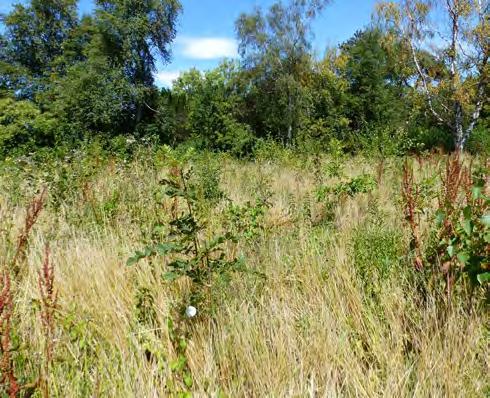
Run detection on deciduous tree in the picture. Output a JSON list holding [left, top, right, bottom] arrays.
[[377, 0, 489, 150]]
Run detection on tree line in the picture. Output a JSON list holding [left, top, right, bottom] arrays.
[[0, 0, 488, 158]]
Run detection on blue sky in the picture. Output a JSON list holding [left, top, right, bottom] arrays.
[[1, 0, 379, 86]]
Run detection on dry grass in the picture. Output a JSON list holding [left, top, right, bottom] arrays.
[[0, 152, 488, 397]]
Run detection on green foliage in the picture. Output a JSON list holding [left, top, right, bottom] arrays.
[[0, 98, 58, 157], [52, 56, 136, 136], [314, 171, 377, 227], [430, 174, 489, 290], [127, 167, 244, 309], [166, 317, 193, 397], [1, 0, 181, 144], [324, 138, 346, 179], [466, 125, 490, 156], [401, 156, 489, 302], [339, 29, 410, 136], [316, 174, 377, 201], [352, 216, 404, 298], [1, 0, 79, 93], [235, 0, 328, 144], [191, 156, 225, 204], [172, 64, 255, 156], [298, 55, 350, 150], [0, 0, 488, 158], [224, 196, 271, 242], [95, 0, 181, 86], [252, 139, 299, 165]]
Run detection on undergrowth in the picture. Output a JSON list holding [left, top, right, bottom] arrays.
[[0, 146, 487, 396]]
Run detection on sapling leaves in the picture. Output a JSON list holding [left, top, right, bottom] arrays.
[[128, 166, 245, 303], [477, 272, 490, 285]]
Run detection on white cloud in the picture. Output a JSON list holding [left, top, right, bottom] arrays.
[[179, 37, 238, 60], [154, 70, 181, 87]]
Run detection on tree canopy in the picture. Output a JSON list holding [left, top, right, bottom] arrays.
[[0, 0, 487, 156]]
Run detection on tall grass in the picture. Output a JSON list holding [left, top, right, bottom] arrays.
[[0, 148, 487, 396]]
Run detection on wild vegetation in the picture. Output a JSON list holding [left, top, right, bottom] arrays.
[[1, 0, 488, 156], [0, 145, 487, 396], [0, 0, 489, 396]]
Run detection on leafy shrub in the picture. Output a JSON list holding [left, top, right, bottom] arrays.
[[357, 125, 406, 157], [52, 57, 136, 136], [316, 174, 377, 200], [352, 221, 404, 298], [408, 125, 453, 152], [428, 159, 489, 294], [127, 167, 244, 310], [402, 155, 489, 302], [0, 98, 58, 158], [324, 138, 347, 178], [215, 117, 256, 157], [253, 139, 297, 164], [224, 196, 271, 242], [466, 125, 490, 156], [191, 155, 225, 204]]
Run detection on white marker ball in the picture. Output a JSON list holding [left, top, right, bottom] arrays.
[[185, 305, 197, 318]]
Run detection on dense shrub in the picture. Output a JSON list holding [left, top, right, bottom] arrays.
[[0, 98, 58, 157]]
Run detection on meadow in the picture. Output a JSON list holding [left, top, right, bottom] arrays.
[[0, 145, 488, 397]]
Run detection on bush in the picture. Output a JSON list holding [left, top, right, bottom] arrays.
[[0, 98, 58, 157], [466, 125, 490, 156], [252, 138, 299, 164], [51, 58, 136, 136], [408, 125, 453, 152], [352, 219, 404, 298], [215, 117, 256, 158], [191, 154, 225, 204]]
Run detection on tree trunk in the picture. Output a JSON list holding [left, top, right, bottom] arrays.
[[454, 101, 464, 151]]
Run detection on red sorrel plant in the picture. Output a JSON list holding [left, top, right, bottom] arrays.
[[38, 244, 58, 398], [401, 160, 423, 270], [431, 155, 489, 301], [11, 187, 47, 277], [0, 272, 20, 398]]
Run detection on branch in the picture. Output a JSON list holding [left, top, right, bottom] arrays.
[[144, 101, 160, 114], [462, 59, 488, 145], [405, 6, 447, 126], [461, 0, 489, 145]]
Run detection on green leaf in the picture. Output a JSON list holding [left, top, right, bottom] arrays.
[[435, 209, 445, 227], [481, 214, 490, 227], [461, 219, 472, 235], [183, 372, 193, 388], [472, 185, 483, 200], [168, 259, 190, 270], [462, 205, 472, 220], [155, 242, 182, 255], [143, 246, 154, 257], [170, 354, 187, 372], [457, 252, 470, 265], [167, 317, 174, 331], [162, 272, 180, 282], [477, 272, 490, 285], [447, 245, 454, 257], [126, 256, 139, 266], [207, 235, 225, 249]]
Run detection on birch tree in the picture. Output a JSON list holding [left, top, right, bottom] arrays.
[[235, 0, 330, 144], [377, 0, 489, 150]]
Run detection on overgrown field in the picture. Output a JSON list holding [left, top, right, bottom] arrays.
[[0, 146, 488, 397]]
